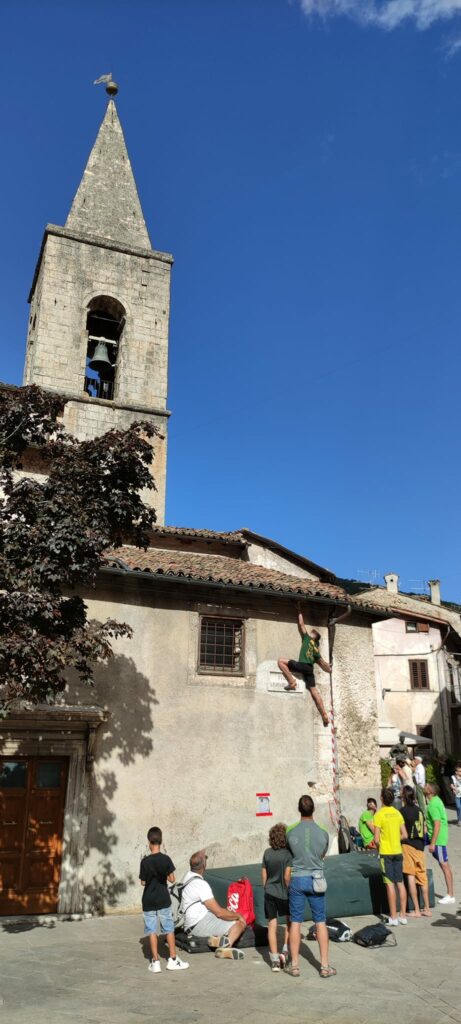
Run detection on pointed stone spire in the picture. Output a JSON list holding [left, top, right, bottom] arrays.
[[65, 99, 151, 249]]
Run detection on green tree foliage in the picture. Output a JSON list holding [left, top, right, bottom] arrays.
[[380, 758, 392, 788], [0, 384, 156, 709]]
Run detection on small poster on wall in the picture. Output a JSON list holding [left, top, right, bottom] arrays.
[[256, 792, 272, 817]]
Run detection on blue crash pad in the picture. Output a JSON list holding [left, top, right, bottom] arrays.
[[205, 853, 435, 924]]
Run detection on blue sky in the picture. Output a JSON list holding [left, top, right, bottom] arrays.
[[1, 0, 461, 598]]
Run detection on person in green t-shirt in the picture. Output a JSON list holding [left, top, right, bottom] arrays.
[[424, 783, 455, 904], [278, 605, 332, 726], [358, 798, 378, 849]]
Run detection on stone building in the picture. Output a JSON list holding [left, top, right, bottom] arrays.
[[23, 97, 171, 518], [1, 93, 460, 917]]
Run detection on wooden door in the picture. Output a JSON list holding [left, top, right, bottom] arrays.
[[0, 757, 68, 915]]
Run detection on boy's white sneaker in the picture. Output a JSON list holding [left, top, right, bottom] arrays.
[[398, 917, 408, 925], [438, 895, 456, 904], [148, 960, 161, 973], [166, 957, 189, 971], [387, 918, 399, 926]]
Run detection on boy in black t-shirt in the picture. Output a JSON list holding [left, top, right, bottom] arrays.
[[139, 826, 189, 973]]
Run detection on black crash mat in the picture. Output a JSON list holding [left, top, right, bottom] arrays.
[[205, 854, 435, 925]]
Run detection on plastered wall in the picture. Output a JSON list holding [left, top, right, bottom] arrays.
[[63, 582, 380, 913]]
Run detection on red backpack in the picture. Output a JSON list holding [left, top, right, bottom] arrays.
[[226, 877, 255, 926]]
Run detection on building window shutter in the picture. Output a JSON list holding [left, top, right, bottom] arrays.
[[409, 660, 429, 690]]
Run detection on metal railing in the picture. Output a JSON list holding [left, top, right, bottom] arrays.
[[84, 376, 114, 401]]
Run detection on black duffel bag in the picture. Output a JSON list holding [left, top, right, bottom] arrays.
[[307, 918, 352, 942], [353, 923, 397, 948]]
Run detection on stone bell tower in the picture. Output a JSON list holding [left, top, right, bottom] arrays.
[[23, 82, 172, 522]]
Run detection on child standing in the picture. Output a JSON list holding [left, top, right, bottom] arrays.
[[372, 788, 408, 926], [400, 785, 431, 918], [139, 826, 189, 974], [451, 763, 461, 826], [261, 823, 292, 971]]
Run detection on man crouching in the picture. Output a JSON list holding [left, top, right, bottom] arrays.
[[181, 850, 247, 960]]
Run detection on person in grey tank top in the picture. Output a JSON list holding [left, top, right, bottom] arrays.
[[285, 795, 336, 979]]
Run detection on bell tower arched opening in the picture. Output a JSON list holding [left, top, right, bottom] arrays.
[[84, 295, 125, 400]]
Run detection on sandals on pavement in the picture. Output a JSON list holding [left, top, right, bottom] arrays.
[[319, 965, 337, 978], [215, 947, 245, 960], [207, 935, 230, 950], [286, 964, 300, 977]]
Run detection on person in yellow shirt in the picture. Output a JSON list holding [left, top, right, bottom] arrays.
[[372, 788, 408, 927]]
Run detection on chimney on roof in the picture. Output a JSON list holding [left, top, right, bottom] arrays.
[[428, 579, 441, 606], [384, 572, 399, 595]]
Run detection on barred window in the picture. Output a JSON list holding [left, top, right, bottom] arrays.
[[199, 617, 244, 674], [409, 660, 429, 690]]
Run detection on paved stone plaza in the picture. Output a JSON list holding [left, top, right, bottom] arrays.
[[1, 821, 460, 1024]]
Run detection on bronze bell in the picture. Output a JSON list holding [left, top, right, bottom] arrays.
[[88, 341, 113, 381]]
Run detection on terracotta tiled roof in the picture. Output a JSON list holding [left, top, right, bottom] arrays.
[[149, 526, 246, 545], [106, 547, 347, 602]]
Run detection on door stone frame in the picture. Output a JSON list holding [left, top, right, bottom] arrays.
[[0, 704, 107, 915]]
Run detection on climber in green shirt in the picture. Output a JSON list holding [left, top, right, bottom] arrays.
[[278, 604, 332, 726]]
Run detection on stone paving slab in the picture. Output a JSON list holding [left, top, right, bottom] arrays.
[[1, 821, 460, 1024]]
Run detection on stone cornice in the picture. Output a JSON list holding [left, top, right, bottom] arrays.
[[28, 224, 174, 301]]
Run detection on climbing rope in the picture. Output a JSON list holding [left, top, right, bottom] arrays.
[[327, 657, 341, 831], [326, 608, 351, 831]]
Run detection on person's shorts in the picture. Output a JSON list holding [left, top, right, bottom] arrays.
[[189, 911, 234, 938], [287, 661, 316, 689], [380, 854, 404, 885], [431, 845, 449, 864], [143, 907, 175, 935], [264, 893, 289, 921], [288, 875, 326, 924], [402, 845, 427, 885]]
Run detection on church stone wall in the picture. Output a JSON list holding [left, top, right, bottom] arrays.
[[245, 542, 321, 580], [25, 232, 171, 411], [63, 400, 167, 519], [66, 586, 320, 912], [63, 582, 379, 914], [329, 618, 381, 824], [24, 231, 171, 521]]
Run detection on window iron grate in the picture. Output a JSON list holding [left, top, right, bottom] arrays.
[[199, 617, 244, 674]]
